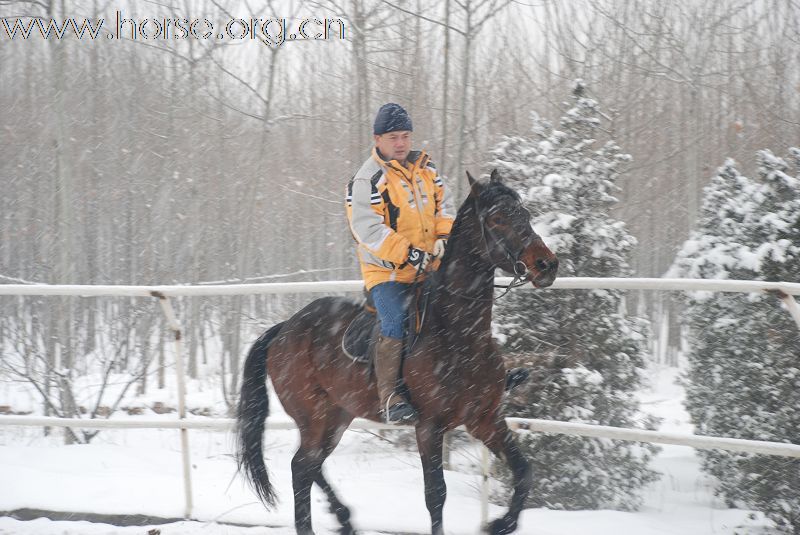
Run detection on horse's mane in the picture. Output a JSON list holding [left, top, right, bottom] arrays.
[[420, 179, 522, 297]]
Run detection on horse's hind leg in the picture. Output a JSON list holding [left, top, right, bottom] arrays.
[[290, 397, 353, 535], [468, 416, 531, 535], [312, 406, 355, 535], [291, 444, 319, 535], [315, 470, 355, 535]]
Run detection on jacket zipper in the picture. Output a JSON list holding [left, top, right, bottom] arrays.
[[398, 164, 430, 244], [387, 154, 432, 248]]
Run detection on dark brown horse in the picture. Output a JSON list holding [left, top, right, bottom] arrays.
[[236, 169, 559, 535]]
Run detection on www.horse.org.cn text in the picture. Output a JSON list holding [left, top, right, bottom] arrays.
[[0, 12, 346, 46]]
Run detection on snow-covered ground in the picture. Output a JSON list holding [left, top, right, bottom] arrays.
[[0, 364, 775, 534]]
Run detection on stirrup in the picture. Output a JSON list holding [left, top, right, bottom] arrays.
[[382, 393, 418, 425]]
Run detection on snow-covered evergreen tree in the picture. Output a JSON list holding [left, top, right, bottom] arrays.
[[671, 149, 800, 533], [489, 81, 660, 511]]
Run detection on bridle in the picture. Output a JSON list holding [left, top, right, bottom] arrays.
[[481, 208, 536, 275], [441, 195, 541, 302]]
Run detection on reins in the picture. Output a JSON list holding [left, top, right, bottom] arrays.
[[407, 262, 430, 351]]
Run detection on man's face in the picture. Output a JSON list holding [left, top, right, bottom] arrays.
[[374, 130, 412, 162]]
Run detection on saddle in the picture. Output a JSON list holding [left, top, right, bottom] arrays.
[[341, 287, 428, 364], [340, 287, 532, 394]]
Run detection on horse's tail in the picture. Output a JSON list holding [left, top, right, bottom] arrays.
[[235, 321, 285, 508]]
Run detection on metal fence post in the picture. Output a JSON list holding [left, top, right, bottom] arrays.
[[153, 292, 193, 519], [480, 442, 490, 527], [771, 290, 800, 331]]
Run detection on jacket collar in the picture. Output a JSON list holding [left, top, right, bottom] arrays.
[[372, 147, 429, 177]]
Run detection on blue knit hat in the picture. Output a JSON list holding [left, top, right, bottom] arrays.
[[373, 103, 413, 135]]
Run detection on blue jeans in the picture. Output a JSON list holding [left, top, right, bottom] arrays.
[[371, 282, 414, 339]]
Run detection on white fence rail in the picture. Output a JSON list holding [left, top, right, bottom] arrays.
[[1, 276, 800, 297], [1, 277, 799, 525], [4, 414, 800, 458]]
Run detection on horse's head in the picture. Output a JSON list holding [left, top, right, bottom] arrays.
[[467, 169, 559, 288]]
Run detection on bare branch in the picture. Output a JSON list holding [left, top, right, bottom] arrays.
[[380, 0, 466, 35]]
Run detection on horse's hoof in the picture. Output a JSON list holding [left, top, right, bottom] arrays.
[[488, 515, 518, 535], [330, 504, 351, 524]]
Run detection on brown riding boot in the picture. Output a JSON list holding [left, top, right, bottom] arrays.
[[374, 334, 418, 425]]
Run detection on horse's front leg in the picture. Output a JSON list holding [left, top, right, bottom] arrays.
[[468, 415, 532, 535], [415, 422, 446, 535]]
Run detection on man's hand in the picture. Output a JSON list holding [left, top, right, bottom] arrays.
[[433, 238, 447, 259], [406, 247, 431, 270]]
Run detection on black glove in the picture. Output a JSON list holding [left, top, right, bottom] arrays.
[[406, 247, 430, 270]]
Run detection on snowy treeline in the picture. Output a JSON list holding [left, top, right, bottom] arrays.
[[489, 83, 660, 510], [671, 150, 800, 533]]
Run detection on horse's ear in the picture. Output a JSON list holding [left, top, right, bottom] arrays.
[[466, 170, 482, 195], [466, 170, 477, 187], [490, 169, 502, 183]]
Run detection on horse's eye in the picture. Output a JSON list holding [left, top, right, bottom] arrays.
[[514, 207, 530, 219], [488, 214, 504, 225]]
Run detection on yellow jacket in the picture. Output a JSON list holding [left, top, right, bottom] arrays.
[[346, 147, 455, 289]]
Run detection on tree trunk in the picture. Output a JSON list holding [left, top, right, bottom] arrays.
[[454, 0, 473, 201], [439, 0, 451, 175]]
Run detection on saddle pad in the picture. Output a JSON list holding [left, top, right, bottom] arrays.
[[341, 308, 379, 363]]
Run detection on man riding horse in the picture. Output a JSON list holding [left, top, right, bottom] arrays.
[[238, 113, 559, 532], [346, 103, 454, 425]]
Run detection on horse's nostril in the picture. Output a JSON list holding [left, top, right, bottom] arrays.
[[536, 259, 548, 272]]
